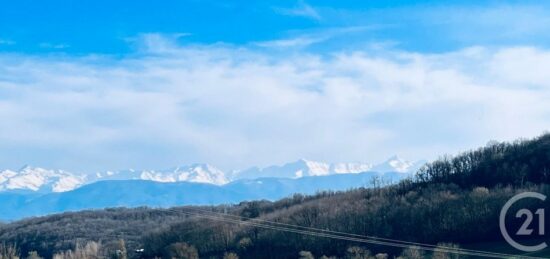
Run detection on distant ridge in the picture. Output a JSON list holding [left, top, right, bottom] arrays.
[[0, 156, 424, 193], [0, 170, 411, 221]]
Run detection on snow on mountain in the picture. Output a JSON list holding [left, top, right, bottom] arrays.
[[0, 157, 425, 193], [232, 159, 328, 180], [0, 166, 86, 192], [1, 171, 411, 221], [330, 162, 373, 174], [231, 159, 375, 180], [231, 157, 424, 180], [0, 170, 17, 183], [94, 164, 228, 185], [0, 164, 227, 193], [370, 155, 425, 174]]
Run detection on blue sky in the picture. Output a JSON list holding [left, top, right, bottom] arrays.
[[1, 1, 550, 172], [2, 0, 550, 54]]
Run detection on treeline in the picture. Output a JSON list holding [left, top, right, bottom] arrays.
[[5, 184, 543, 258], [139, 184, 548, 258], [1, 241, 464, 259], [1, 133, 549, 258], [1, 240, 127, 259], [416, 133, 550, 188]]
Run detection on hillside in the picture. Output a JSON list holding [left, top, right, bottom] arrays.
[[1, 134, 549, 258]]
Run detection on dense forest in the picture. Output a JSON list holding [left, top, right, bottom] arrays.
[[1, 133, 549, 259]]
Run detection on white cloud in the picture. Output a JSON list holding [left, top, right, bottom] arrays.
[[125, 33, 192, 53], [254, 26, 377, 49], [274, 1, 321, 20], [255, 36, 325, 48], [0, 37, 549, 172], [38, 43, 70, 49]]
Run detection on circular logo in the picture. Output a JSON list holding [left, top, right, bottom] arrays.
[[499, 192, 547, 252]]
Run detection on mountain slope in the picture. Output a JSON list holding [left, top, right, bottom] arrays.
[[225, 170, 407, 200], [92, 164, 228, 185], [231, 157, 422, 180], [0, 164, 228, 193], [0, 166, 85, 193], [232, 159, 335, 179], [0, 171, 410, 221], [371, 155, 426, 174], [0, 157, 423, 193]]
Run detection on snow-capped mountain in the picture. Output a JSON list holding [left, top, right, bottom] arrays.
[[330, 162, 374, 174], [229, 157, 422, 180], [370, 155, 426, 174], [0, 164, 227, 193], [0, 166, 86, 193], [0, 157, 425, 193], [92, 164, 228, 185], [231, 157, 424, 180], [0, 171, 412, 221], [231, 159, 333, 180]]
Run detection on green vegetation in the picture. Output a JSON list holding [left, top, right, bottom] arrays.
[[1, 133, 549, 258]]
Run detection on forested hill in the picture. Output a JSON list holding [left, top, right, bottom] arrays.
[[1, 134, 549, 259], [415, 133, 550, 188]]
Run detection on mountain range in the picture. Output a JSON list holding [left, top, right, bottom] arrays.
[[0, 156, 425, 220], [0, 171, 411, 221], [0, 156, 424, 193]]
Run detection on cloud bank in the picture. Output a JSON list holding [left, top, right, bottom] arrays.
[[0, 36, 549, 172]]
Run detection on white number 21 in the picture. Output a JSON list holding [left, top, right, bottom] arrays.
[[516, 209, 545, 235]]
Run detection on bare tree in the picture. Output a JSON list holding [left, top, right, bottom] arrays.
[[223, 252, 239, 259], [52, 241, 102, 259], [0, 243, 20, 259], [166, 242, 198, 259], [398, 246, 424, 259], [23, 252, 42, 259], [299, 251, 314, 259], [116, 240, 127, 259], [345, 246, 371, 259], [432, 243, 463, 259]]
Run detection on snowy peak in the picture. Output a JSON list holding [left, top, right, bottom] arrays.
[[291, 159, 331, 177], [371, 155, 423, 174], [139, 164, 228, 185], [0, 163, 228, 193], [232, 159, 331, 180], [330, 162, 373, 174], [0, 166, 85, 193], [232, 159, 376, 180], [0, 157, 425, 193], [231, 156, 424, 180], [92, 164, 228, 185], [302, 159, 329, 172]]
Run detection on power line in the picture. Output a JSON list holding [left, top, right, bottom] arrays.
[[178, 206, 524, 258], [172, 209, 511, 258], [98, 206, 541, 258], [158, 207, 541, 259]]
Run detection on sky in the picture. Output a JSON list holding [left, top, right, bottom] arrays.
[[1, 1, 550, 172]]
